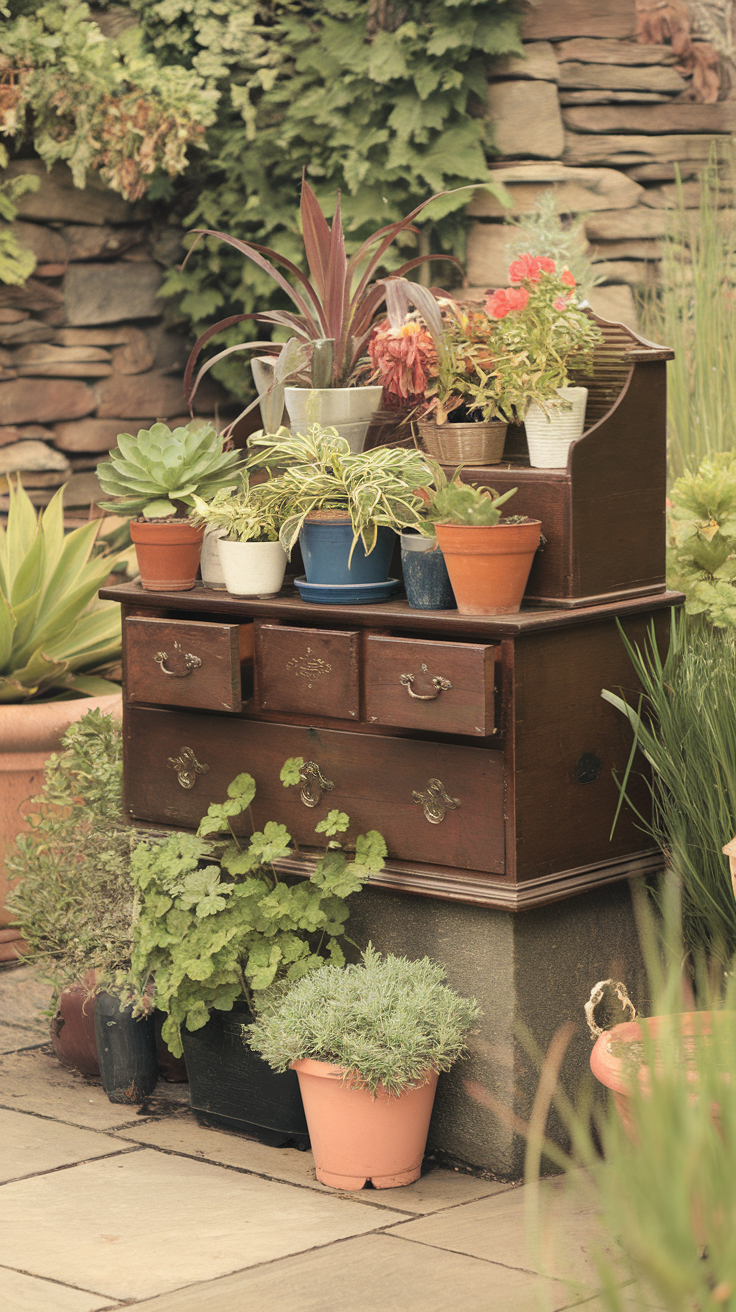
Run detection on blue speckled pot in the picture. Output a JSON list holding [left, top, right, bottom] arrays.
[[401, 532, 456, 610]]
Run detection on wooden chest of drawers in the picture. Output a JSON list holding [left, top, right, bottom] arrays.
[[103, 582, 679, 910]]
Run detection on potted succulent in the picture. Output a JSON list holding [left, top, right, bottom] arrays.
[[247, 945, 480, 1190], [191, 475, 291, 598], [97, 421, 246, 592], [182, 176, 467, 451], [0, 479, 124, 960], [246, 424, 434, 600], [486, 254, 604, 468], [129, 758, 387, 1144], [423, 476, 541, 616], [4, 709, 164, 1101]]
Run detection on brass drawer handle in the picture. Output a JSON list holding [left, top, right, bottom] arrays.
[[299, 761, 335, 808], [155, 646, 202, 678], [412, 778, 460, 825], [400, 673, 452, 701], [168, 747, 209, 789]]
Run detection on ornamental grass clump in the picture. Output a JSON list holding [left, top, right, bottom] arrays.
[[247, 945, 480, 1097]]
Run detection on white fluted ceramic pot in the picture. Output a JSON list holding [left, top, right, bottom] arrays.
[[524, 386, 588, 469]]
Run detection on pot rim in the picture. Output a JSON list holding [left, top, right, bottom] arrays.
[[291, 1056, 438, 1092], [284, 384, 383, 398], [0, 692, 121, 755]]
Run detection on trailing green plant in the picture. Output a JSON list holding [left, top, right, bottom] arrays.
[[668, 451, 736, 627], [129, 757, 387, 1057], [640, 143, 736, 482], [424, 477, 518, 528], [97, 420, 245, 519], [602, 609, 736, 963], [247, 942, 480, 1096], [1, 1, 217, 200], [5, 710, 135, 996], [190, 473, 290, 543], [504, 189, 601, 303], [0, 478, 123, 703], [246, 423, 434, 558], [0, 142, 39, 285]]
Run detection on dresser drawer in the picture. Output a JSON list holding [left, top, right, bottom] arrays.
[[254, 621, 360, 720], [124, 707, 504, 875], [364, 635, 497, 736], [125, 617, 252, 713]]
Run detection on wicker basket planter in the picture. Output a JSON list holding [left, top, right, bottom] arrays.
[[417, 420, 507, 466]]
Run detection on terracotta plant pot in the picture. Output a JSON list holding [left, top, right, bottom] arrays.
[[0, 693, 122, 960], [434, 520, 541, 616], [129, 520, 205, 592], [291, 1058, 439, 1190], [51, 979, 100, 1076]]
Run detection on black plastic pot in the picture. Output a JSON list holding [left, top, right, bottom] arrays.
[[181, 1001, 309, 1148], [94, 992, 158, 1104]]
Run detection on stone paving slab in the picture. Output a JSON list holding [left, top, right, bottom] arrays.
[[0, 1108, 131, 1184], [0, 965, 54, 1029], [0, 1024, 43, 1054], [0, 1048, 150, 1132], [0, 1264, 118, 1312], [0, 1147, 407, 1302], [121, 1232, 582, 1312], [386, 1176, 619, 1291], [120, 1113, 514, 1215]]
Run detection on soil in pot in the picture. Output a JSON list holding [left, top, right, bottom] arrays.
[[434, 520, 541, 616], [94, 992, 158, 1105], [400, 533, 456, 611], [182, 1002, 309, 1148], [300, 513, 396, 586], [292, 1059, 439, 1189], [129, 519, 204, 592]]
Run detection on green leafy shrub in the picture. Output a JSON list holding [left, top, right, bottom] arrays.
[[668, 451, 736, 627], [190, 474, 290, 543], [0, 479, 123, 702], [6, 710, 135, 996], [130, 757, 387, 1057], [97, 421, 245, 519], [0, 143, 40, 286], [247, 943, 480, 1096]]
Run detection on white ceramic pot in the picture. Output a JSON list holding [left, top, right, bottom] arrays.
[[200, 526, 227, 590], [284, 386, 383, 453], [524, 386, 588, 469], [218, 538, 287, 597]]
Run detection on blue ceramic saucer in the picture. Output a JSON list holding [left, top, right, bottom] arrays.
[[294, 577, 402, 605]]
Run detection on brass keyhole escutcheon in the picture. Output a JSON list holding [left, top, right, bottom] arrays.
[[412, 778, 460, 825], [299, 761, 335, 808], [155, 641, 202, 678], [400, 672, 452, 701], [168, 747, 209, 789]]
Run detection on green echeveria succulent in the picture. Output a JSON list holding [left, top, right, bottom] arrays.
[[97, 422, 245, 519]]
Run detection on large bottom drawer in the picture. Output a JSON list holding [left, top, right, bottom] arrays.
[[124, 708, 505, 875]]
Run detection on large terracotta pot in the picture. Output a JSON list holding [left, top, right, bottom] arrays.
[[129, 520, 205, 592], [291, 1058, 438, 1190], [51, 977, 100, 1076], [0, 693, 122, 961], [434, 520, 541, 616]]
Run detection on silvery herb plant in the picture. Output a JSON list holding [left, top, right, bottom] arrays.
[[130, 757, 387, 1058]]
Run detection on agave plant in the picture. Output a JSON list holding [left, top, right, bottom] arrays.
[[246, 424, 434, 559], [181, 176, 509, 421], [0, 480, 123, 703], [97, 422, 245, 519]]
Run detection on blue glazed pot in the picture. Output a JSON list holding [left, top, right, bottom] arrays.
[[401, 532, 456, 610], [300, 517, 396, 585]]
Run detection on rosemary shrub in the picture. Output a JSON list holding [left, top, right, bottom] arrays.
[[247, 944, 480, 1096]]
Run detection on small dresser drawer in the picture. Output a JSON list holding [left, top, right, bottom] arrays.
[[125, 617, 252, 713], [254, 621, 360, 720], [125, 708, 504, 875], [364, 635, 497, 736]]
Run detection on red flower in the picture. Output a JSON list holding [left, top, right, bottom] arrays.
[[553, 296, 570, 312], [369, 319, 438, 401], [538, 257, 556, 274], [485, 286, 529, 319], [560, 268, 576, 288], [508, 253, 542, 285]]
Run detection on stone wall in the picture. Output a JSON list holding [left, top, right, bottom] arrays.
[[466, 0, 735, 327], [0, 160, 225, 518]]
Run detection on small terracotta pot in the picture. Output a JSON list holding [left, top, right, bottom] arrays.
[[51, 978, 99, 1076], [434, 520, 541, 616], [291, 1058, 438, 1190], [129, 520, 205, 592]]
